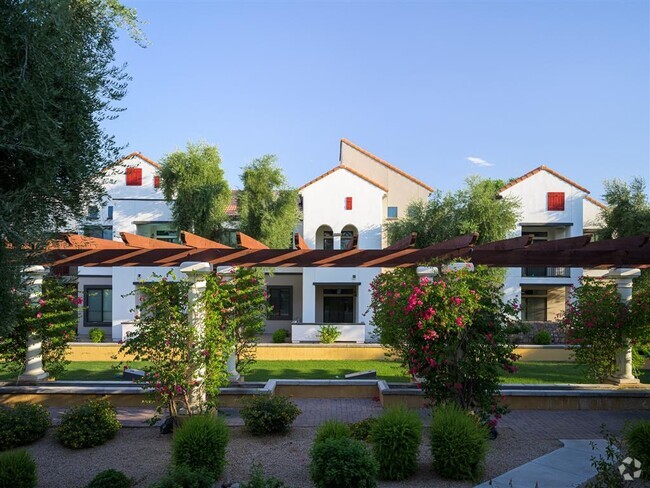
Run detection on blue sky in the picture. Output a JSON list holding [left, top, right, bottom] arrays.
[[108, 0, 650, 200]]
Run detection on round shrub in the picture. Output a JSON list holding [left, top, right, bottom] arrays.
[[172, 414, 229, 479], [89, 328, 105, 343], [57, 399, 121, 449], [86, 469, 132, 488], [0, 449, 37, 488], [309, 437, 378, 488], [271, 328, 289, 344], [430, 403, 489, 481], [241, 463, 289, 488], [0, 403, 50, 451], [371, 407, 422, 480], [533, 330, 552, 345], [314, 420, 351, 444], [348, 417, 377, 442], [625, 419, 650, 480], [151, 465, 214, 488], [241, 395, 301, 436]]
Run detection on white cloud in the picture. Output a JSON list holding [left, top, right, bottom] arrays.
[[467, 156, 494, 167]]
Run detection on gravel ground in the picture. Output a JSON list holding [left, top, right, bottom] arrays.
[[26, 425, 561, 488]]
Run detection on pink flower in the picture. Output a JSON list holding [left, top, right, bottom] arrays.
[[455, 316, 463, 327], [38, 298, 46, 306], [36, 312, 42, 319]]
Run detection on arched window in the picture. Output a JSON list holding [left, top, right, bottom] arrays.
[[340, 224, 358, 250], [316, 225, 334, 250]]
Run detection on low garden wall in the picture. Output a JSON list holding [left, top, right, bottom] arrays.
[[66, 342, 576, 362]]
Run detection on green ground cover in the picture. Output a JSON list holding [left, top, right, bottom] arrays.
[[1, 360, 648, 384]]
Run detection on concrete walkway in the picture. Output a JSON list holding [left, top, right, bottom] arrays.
[[475, 439, 608, 488]]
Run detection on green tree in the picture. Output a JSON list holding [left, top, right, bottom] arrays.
[[160, 142, 231, 240], [597, 177, 650, 240], [0, 0, 143, 333], [387, 176, 520, 247], [237, 155, 299, 248]]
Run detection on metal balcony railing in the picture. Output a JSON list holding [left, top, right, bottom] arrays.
[[522, 267, 570, 278]]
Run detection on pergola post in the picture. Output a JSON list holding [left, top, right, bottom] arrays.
[[605, 268, 641, 386], [180, 261, 212, 411], [18, 265, 49, 383], [215, 266, 240, 382]]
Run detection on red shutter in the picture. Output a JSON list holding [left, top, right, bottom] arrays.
[[153, 175, 160, 188], [345, 197, 353, 210], [547, 192, 565, 211], [126, 167, 142, 186]]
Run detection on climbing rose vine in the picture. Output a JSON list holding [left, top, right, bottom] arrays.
[[119, 268, 268, 420], [369, 265, 520, 425], [0, 276, 80, 378], [560, 276, 650, 382]]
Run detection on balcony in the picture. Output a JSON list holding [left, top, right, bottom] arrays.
[[522, 267, 570, 278]]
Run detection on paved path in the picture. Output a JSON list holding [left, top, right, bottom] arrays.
[[51, 400, 650, 433], [475, 439, 609, 488]]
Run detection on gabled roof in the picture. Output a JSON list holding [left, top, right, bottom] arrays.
[[585, 195, 607, 209], [119, 152, 161, 169], [498, 165, 590, 194], [340, 139, 434, 193], [299, 164, 389, 192]]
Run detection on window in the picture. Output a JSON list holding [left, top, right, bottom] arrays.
[[522, 289, 547, 321], [345, 197, 353, 210], [83, 225, 113, 240], [547, 192, 565, 211], [107, 206, 113, 220], [323, 230, 333, 250], [341, 230, 354, 250], [87, 206, 100, 220], [268, 287, 292, 320], [154, 175, 161, 188], [323, 287, 355, 323], [85, 287, 112, 325], [387, 206, 398, 219], [126, 167, 142, 186]]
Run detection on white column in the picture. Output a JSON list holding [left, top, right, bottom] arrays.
[[605, 268, 641, 386], [180, 261, 212, 411], [18, 265, 49, 383], [215, 266, 241, 382]]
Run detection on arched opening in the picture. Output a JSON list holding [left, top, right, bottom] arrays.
[[340, 224, 358, 250], [316, 225, 334, 250]]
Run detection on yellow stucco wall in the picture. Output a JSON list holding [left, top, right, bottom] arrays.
[[66, 343, 576, 362]]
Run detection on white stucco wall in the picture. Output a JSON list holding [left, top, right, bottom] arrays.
[[500, 170, 587, 314], [300, 168, 385, 250], [90, 155, 173, 239], [300, 267, 379, 342], [583, 198, 605, 232]]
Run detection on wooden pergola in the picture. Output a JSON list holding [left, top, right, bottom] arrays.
[[41, 231, 650, 269]]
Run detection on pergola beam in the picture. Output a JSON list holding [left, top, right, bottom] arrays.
[[35, 233, 650, 269]]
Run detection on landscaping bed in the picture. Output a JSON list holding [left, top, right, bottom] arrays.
[[25, 424, 562, 488]]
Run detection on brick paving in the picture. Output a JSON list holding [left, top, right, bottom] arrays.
[[50, 400, 650, 437]]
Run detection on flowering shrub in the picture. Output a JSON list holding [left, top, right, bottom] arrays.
[[369, 265, 520, 423], [560, 276, 650, 382], [0, 276, 80, 378], [119, 268, 268, 419]]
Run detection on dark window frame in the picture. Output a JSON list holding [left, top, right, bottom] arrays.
[[267, 286, 292, 320], [84, 286, 112, 326], [387, 206, 398, 219]]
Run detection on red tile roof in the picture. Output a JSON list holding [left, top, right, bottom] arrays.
[[340, 139, 434, 193], [498, 165, 590, 194], [120, 152, 161, 169], [299, 165, 389, 192]]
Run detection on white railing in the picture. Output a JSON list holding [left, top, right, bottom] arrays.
[[291, 323, 365, 344]]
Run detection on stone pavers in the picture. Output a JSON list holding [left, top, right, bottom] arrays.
[[497, 409, 650, 438]]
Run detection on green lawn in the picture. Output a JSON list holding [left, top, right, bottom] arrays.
[[1, 360, 648, 384]]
